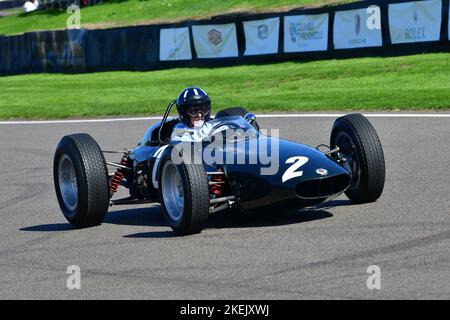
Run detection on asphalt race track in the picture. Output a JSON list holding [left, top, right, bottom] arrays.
[[0, 114, 449, 299]]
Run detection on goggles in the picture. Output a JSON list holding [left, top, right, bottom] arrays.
[[186, 105, 211, 118]]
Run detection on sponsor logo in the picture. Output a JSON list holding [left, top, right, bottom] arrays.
[[405, 27, 425, 41], [355, 14, 361, 35], [315, 168, 328, 176], [168, 30, 181, 59], [404, 11, 425, 41], [257, 24, 269, 40], [168, 48, 181, 59], [347, 12, 370, 46], [208, 29, 222, 45], [289, 21, 323, 43]]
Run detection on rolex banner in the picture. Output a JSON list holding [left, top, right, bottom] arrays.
[[192, 23, 238, 58], [243, 17, 280, 56], [284, 14, 329, 52], [334, 7, 383, 49], [159, 27, 192, 61], [389, 0, 442, 44]]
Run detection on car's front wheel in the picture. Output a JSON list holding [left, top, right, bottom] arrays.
[[158, 147, 210, 236], [53, 133, 110, 228], [330, 113, 385, 203]]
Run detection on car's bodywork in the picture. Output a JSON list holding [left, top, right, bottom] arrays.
[[120, 115, 351, 213]]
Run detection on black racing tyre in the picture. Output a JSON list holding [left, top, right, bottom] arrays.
[[330, 113, 385, 203], [215, 106, 260, 131], [158, 146, 210, 236], [53, 133, 109, 228]]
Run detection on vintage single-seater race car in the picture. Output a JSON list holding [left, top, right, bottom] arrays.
[[53, 106, 385, 236]]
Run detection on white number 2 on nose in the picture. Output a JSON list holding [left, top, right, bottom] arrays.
[[282, 156, 309, 183]]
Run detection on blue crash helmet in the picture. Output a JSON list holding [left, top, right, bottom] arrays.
[[176, 87, 211, 125]]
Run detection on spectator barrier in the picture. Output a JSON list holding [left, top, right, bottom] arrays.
[[0, 33, 31, 74], [0, 0, 449, 75], [0, 0, 25, 10], [30, 29, 87, 73]]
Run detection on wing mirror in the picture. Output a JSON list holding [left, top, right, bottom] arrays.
[[244, 113, 257, 125]]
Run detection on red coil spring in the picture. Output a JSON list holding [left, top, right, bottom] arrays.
[[209, 171, 225, 198], [109, 156, 128, 194]]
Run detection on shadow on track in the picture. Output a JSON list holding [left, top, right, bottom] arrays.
[[120, 200, 356, 238], [20, 199, 355, 237], [105, 206, 166, 227], [122, 208, 333, 239], [208, 208, 333, 229], [123, 230, 177, 239], [20, 223, 75, 232], [19, 206, 165, 232]]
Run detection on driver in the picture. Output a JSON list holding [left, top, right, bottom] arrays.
[[171, 87, 214, 142]]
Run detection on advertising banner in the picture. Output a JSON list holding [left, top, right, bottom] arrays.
[[284, 13, 329, 52], [192, 23, 238, 58], [389, 0, 442, 44], [243, 17, 280, 55], [160, 27, 192, 61], [334, 7, 383, 49]]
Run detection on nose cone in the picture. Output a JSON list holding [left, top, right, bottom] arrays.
[[221, 136, 350, 192], [220, 136, 351, 210], [276, 138, 349, 187]]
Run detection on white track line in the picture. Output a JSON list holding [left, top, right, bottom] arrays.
[[0, 113, 450, 125], [0, 117, 162, 125], [256, 114, 450, 118]]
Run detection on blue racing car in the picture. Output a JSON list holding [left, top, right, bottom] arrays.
[[53, 104, 385, 236]]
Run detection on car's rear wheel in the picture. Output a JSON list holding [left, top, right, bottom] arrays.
[[158, 147, 210, 236], [215, 106, 260, 131], [330, 113, 385, 203], [53, 133, 109, 228]]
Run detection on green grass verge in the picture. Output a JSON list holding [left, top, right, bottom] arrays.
[[0, 0, 349, 36], [0, 53, 449, 120]]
